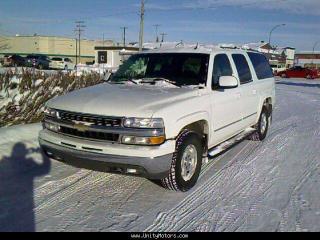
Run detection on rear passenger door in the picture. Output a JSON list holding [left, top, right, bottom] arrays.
[[231, 54, 259, 128]]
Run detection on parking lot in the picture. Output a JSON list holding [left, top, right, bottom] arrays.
[[0, 78, 319, 232]]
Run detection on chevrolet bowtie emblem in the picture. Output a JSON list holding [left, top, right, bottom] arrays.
[[74, 123, 89, 132], [73, 120, 93, 132]]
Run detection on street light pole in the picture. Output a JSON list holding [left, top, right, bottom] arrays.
[[268, 23, 286, 53], [312, 40, 320, 67]]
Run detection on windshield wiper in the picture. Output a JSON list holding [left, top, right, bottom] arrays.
[[141, 77, 180, 87], [108, 78, 140, 85]]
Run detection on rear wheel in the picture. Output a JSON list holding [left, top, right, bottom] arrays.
[[250, 107, 269, 141], [161, 130, 203, 192]]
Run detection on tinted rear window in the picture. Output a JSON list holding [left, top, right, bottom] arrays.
[[52, 58, 63, 61], [248, 52, 273, 79], [232, 54, 252, 84]]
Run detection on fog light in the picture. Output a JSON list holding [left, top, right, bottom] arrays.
[[127, 169, 138, 174], [122, 136, 135, 144]]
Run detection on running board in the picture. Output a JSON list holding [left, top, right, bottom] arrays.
[[207, 127, 256, 159]]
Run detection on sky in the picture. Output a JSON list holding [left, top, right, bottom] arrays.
[[0, 0, 319, 51]]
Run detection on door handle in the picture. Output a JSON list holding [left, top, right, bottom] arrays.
[[236, 92, 241, 99], [252, 89, 257, 95]]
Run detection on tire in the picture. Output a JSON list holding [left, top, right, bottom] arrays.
[[250, 106, 270, 141], [161, 130, 203, 192], [64, 65, 68, 71]]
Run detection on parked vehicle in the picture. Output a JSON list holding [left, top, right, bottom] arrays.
[[39, 46, 275, 191], [3, 54, 26, 67], [270, 64, 286, 75], [277, 66, 319, 79], [49, 57, 75, 70], [25, 55, 51, 69]]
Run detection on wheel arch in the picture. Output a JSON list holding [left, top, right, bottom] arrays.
[[174, 119, 210, 154], [257, 97, 273, 123]]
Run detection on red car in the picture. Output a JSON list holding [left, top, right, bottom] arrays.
[[277, 66, 319, 79]]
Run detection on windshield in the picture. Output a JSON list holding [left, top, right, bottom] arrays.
[[110, 53, 209, 86]]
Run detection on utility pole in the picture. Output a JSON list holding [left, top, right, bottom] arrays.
[[75, 38, 78, 65], [160, 33, 167, 43], [153, 24, 161, 42], [74, 21, 86, 64], [139, 0, 145, 51], [121, 27, 128, 47]]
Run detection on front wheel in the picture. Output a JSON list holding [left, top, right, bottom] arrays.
[[161, 130, 203, 192]]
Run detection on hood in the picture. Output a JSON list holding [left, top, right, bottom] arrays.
[[47, 83, 199, 117]]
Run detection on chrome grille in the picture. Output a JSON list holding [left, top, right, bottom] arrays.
[[47, 110, 123, 142], [58, 110, 122, 127], [59, 126, 119, 142]]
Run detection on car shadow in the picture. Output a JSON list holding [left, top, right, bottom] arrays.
[[276, 81, 320, 88], [0, 143, 51, 232]]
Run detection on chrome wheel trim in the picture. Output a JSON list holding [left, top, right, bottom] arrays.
[[181, 144, 198, 181], [260, 112, 267, 134]]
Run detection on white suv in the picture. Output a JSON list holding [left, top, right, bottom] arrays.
[[39, 46, 275, 191], [49, 57, 75, 70]]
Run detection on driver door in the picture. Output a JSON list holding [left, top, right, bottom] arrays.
[[210, 54, 243, 147]]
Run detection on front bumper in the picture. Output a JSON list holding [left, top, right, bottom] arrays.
[[39, 130, 175, 179]]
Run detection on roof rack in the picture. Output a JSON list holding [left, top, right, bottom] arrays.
[[219, 44, 240, 50]]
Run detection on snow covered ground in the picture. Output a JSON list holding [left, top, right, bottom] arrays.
[[0, 78, 319, 232]]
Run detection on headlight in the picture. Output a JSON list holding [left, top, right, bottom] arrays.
[[43, 121, 60, 132], [123, 118, 164, 128], [121, 136, 165, 146], [44, 107, 59, 118]]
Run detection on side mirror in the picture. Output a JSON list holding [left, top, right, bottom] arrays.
[[219, 76, 238, 89]]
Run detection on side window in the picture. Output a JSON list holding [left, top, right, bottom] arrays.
[[232, 54, 252, 84], [247, 52, 273, 79], [212, 54, 233, 89]]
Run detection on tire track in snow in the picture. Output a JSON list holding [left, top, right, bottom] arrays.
[[34, 171, 111, 213], [145, 112, 300, 232], [145, 141, 257, 232]]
